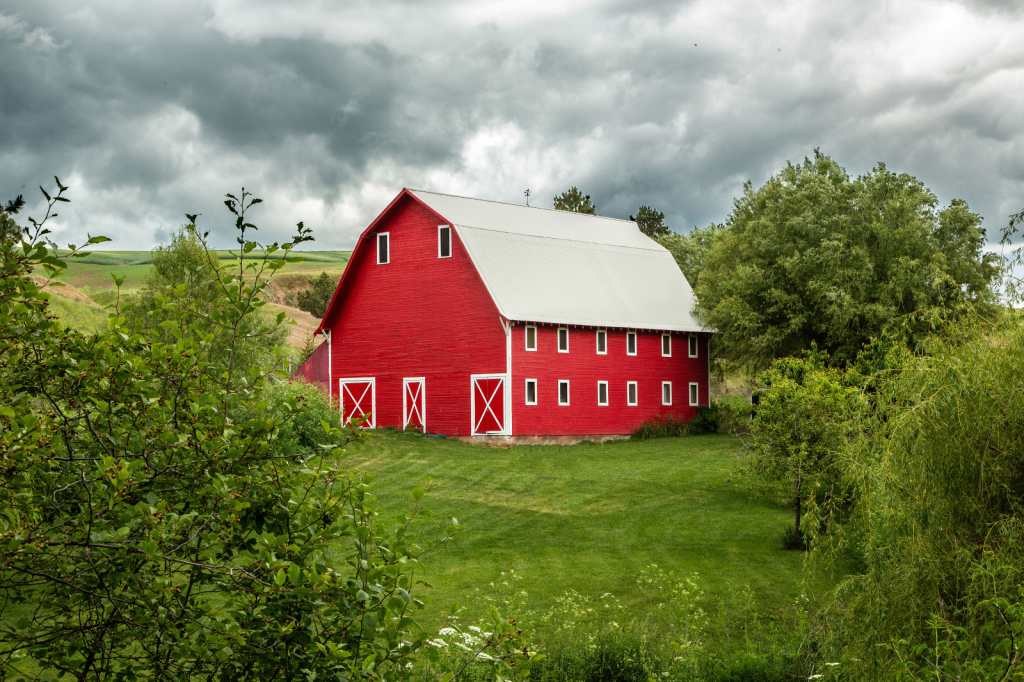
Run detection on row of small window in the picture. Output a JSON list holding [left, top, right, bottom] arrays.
[[526, 326, 699, 358], [525, 379, 699, 407], [376, 226, 452, 264]]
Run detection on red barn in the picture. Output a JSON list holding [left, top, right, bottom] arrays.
[[300, 189, 710, 442]]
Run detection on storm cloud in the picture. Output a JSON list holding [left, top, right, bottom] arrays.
[[1, 0, 1023, 250]]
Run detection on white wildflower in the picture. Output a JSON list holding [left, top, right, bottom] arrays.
[[468, 626, 482, 633], [439, 628, 458, 636]]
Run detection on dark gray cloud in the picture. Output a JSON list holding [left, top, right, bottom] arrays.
[[1, 0, 1023, 251]]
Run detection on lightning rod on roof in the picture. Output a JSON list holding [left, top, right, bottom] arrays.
[[524, 189, 530, 206]]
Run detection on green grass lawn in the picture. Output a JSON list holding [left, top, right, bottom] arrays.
[[344, 430, 843, 639]]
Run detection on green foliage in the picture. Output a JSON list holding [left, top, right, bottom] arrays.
[[655, 224, 722, 289], [259, 378, 337, 453], [689, 406, 721, 435], [0, 182, 534, 680], [630, 408, 720, 439], [296, 270, 337, 319], [696, 151, 1001, 371], [633, 205, 668, 238], [553, 186, 596, 214], [825, 318, 1024, 679], [121, 226, 286, 378], [631, 414, 691, 439], [747, 347, 859, 542], [714, 396, 750, 435]]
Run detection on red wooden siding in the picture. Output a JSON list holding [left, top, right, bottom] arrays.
[[511, 325, 710, 436], [292, 339, 330, 394], [322, 194, 506, 436]]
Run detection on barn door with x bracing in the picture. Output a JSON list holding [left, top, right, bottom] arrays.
[[403, 378, 425, 432], [471, 375, 506, 435], [339, 377, 375, 428]]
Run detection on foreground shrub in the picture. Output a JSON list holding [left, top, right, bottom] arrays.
[[0, 183, 528, 680]]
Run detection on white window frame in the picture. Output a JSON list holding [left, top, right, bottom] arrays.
[[689, 334, 699, 358], [662, 334, 672, 357], [558, 380, 570, 405], [525, 378, 537, 405], [689, 382, 699, 406], [626, 331, 637, 356], [377, 232, 390, 264], [558, 327, 569, 353], [596, 329, 607, 355], [597, 380, 608, 406], [627, 381, 638, 406], [438, 225, 452, 258], [662, 381, 672, 406], [525, 325, 537, 351]]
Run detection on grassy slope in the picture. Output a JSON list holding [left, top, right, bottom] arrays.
[[345, 430, 841, 635], [37, 250, 349, 350], [48, 250, 350, 291]]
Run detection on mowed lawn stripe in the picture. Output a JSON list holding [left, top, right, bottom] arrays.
[[343, 431, 834, 629]]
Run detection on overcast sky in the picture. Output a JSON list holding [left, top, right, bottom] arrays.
[[2, 0, 1023, 251]]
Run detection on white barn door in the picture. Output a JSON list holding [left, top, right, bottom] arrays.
[[403, 378, 425, 432], [339, 377, 375, 428], [471, 374, 507, 435]]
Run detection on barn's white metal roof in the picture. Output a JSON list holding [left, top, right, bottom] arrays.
[[410, 190, 705, 333]]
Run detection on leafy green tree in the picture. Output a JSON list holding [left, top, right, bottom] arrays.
[[122, 226, 285, 378], [656, 223, 723, 288], [553, 186, 596, 214], [632, 205, 668, 238], [696, 151, 1001, 371], [296, 270, 337, 319], [748, 347, 858, 545], [0, 182, 531, 680]]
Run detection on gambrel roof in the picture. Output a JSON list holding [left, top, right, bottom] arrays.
[[408, 190, 704, 333]]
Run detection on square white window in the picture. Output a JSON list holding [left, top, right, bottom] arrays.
[[596, 329, 607, 354], [627, 381, 638, 406], [689, 382, 699, 406], [558, 380, 570, 406], [597, 381, 608, 406], [438, 225, 452, 258], [558, 327, 569, 353], [377, 232, 390, 264], [627, 331, 637, 356], [525, 325, 537, 351], [689, 334, 698, 358], [525, 379, 537, 405], [662, 381, 672, 406], [662, 334, 671, 357]]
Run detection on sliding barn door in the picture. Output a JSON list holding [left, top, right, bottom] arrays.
[[403, 378, 425, 432], [339, 378, 375, 428], [471, 375, 506, 435]]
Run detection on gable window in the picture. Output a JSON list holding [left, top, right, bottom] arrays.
[[558, 380, 570, 405], [598, 381, 608, 406], [525, 379, 537, 405], [689, 334, 698, 358], [558, 327, 569, 353], [662, 334, 671, 357], [438, 225, 452, 258], [596, 329, 607, 354], [662, 381, 672, 406], [627, 331, 637, 356], [525, 325, 537, 351], [627, 381, 638, 406], [689, 382, 699, 406], [377, 232, 390, 264]]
